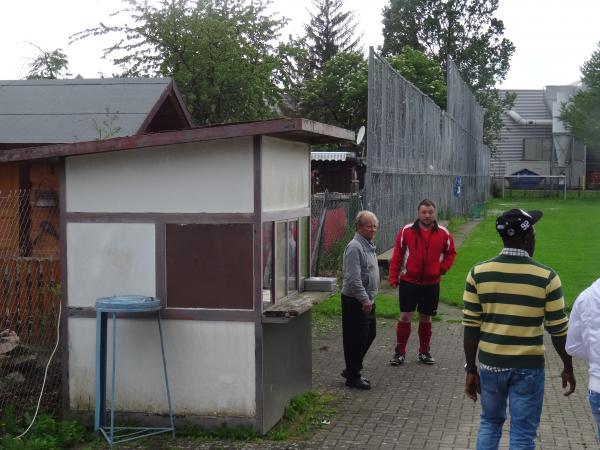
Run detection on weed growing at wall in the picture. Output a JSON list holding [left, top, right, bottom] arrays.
[[0, 408, 88, 450]]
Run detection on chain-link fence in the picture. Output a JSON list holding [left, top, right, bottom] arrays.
[[310, 191, 363, 276], [0, 189, 61, 419], [366, 50, 490, 251]]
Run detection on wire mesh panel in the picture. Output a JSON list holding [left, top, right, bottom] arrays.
[[310, 191, 362, 276], [366, 50, 490, 251], [0, 189, 61, 418]]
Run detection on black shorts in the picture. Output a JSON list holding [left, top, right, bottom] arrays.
[[398, 280, 440, 316]]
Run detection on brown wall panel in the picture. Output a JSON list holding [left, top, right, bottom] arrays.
[[166, 223, 254, 309]]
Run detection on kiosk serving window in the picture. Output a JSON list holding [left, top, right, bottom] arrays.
[[262, 216, 309, 305]]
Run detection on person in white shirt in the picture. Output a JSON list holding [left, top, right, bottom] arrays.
[[566, 278, 600, 442]]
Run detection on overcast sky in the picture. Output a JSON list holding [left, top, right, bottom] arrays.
[[1, 0, 598, 89]]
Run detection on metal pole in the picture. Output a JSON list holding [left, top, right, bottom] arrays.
[[563, 175, 567, 200], [157, 312, 175, 436], [94, 311, 107, 431], [365, 46, 374, 210], [110, 312, 117, 446]]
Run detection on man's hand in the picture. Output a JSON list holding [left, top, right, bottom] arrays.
[[561, 367, 576, 396], [465, 373, 480, 402], [362, 303, 373, 314]]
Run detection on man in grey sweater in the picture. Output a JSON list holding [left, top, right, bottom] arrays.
[[341, 210, 380, 390]]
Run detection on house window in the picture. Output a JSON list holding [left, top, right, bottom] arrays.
[[288, 220, 298, 292], [299, 216, 309, 280], [523, 138, 552, 161], [262, 222, 274, 304], [274, 222, 287, 301], [267, 216, 309, 304]]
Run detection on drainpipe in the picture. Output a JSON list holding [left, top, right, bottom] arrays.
[[506, 110, 552, 126]]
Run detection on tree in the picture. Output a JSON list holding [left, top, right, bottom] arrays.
[[387, 47, 447, 109], [381, 0, 516, 148], [561, 43, 600, 148], [304, 0, 361, 75], [26, 45, 70, 79], [71, 0, 291, 125], [299, 51, 367, 132], [298, 47, 445, 133]]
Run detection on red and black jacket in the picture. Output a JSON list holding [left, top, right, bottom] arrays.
[[389, 220, 456, 286]]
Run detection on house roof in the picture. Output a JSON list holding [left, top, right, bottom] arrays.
[[0, 117, 355, 163], [0, 77, 193, 144]]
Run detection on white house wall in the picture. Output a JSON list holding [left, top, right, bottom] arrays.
[[261, 137, 309, 211], [67, 223, 156, 307], [492, 90, 552, 178], [65, 138, 254, 213], [68, 318, 256, 417]]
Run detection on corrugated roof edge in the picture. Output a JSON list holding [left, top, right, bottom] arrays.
[[0, 117, 355, 163], [0, 78, 172, 86]]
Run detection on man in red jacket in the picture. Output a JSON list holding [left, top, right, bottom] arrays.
[[389, 199, 456, 366]]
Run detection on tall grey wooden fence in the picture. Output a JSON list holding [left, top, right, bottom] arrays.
[[366, 49, 490, 251]]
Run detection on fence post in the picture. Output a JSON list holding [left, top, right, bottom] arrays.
[[310, 191, 328, 276]]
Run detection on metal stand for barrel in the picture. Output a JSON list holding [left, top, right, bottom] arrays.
[[94, 295, 175, 447]]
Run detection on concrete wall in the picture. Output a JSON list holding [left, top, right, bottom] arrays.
[[69, 318, 256, 416], [262, 313, 312, 433], [67, 222, 156, 307], [65, 138, 254, 213], [262, 137, 309, 211]]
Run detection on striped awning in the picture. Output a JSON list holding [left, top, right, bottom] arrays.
[[311, 151, 356, 162]]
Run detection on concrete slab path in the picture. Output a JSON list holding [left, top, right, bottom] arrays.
[[118, 218, 597, 449]]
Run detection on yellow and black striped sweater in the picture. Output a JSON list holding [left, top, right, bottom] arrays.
[[463, 253, 568, 368]]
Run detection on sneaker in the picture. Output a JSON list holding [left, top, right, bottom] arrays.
[[390, 353, 405, 366], [418, 352, 435, 365]]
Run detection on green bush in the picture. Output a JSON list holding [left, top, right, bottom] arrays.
[[0, 409, 87, 450], [317, 226, 355, 276]]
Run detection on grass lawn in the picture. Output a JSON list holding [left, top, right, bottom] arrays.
[[314, 197, 600, 319], [313, 290, 443, 322], [441, 197, 600, 310]]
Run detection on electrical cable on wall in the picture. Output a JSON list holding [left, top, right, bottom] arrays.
[[15, 301, 62, 440]]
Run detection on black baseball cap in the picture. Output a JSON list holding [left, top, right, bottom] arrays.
[[496, 208, 543, 237]]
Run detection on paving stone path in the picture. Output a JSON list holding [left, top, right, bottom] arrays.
[[307, 304, 597, 450], [117, 219, 598, 449]]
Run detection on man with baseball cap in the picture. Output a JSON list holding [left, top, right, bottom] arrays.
[[462, 208, 575, 450]]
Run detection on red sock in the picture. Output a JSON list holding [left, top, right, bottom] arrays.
[[395, 321, 411, 355], [418, 322, 432, 353]]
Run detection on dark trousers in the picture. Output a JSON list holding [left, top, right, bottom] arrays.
[[341, 293, 377, 379]]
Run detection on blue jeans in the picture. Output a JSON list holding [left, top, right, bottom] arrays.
[[477, 367, 545, 450], [589, 390, 600, 442]]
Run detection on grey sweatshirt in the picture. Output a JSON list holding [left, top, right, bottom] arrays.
[[341, 233, 380, 304]]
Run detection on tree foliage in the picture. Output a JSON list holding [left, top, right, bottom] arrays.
[[26, 45, 70, 79], [387, 47, 447, 109], [299, 51, 367, 132], [304, 0, 361, 76], [381, 0, 515, 148], [561, 43, 600, 148], [298, 47, 446, 133], [71, 0, 291, 125]]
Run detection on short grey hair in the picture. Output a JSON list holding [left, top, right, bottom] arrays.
[[355, 210, 378, 228]]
